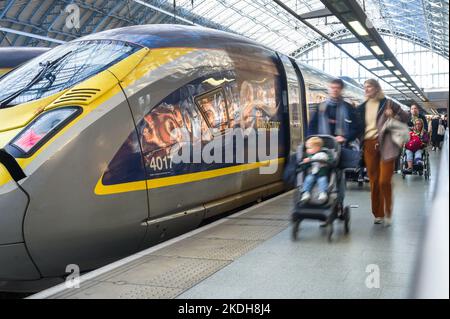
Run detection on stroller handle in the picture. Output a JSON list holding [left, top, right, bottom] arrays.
[[296, 159, 332, 172]]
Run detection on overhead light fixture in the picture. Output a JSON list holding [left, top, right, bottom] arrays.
[[349, 21, 369, 36], [400, 77, 407, 81], [406, 83, 412, 86], [394, 70, 401, 75], [385, 60, 394, 67], [370, 45, 384, 55]]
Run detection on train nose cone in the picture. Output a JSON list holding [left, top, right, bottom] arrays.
[[0, 166, 40, 280]]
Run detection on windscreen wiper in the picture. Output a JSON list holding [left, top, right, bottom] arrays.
[[0, 50, 73, 108], [0, 149, 26, 182]]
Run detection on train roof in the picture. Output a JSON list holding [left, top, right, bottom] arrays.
[[0, 47, 49, 68], [72, 25, 409, 110], [75, 24, 265, 50]]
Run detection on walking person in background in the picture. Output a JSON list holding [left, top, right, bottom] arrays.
[[426, 116, 432, 135], [358, 79, 409, 226], [431, 115, 444, 151], [408, 102, 428, 132], [438, 115, 447, 147]]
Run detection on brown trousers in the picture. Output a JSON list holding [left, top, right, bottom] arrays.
[[364, 138, 395, 218]]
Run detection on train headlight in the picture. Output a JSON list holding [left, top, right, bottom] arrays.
[[8, 106, 81, 157]]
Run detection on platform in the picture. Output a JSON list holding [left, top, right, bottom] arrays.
[[29, 152, 440, 299]]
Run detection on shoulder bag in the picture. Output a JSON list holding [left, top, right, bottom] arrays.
[[382, 100, 410, 148]]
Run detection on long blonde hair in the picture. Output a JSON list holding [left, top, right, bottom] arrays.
[[364, 78, 385, 101]]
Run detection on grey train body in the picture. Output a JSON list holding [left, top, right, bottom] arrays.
[[0, 25, 366, 291]]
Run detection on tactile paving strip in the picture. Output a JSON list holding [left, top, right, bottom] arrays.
[[225, 218, 289, 227], [43, 192, 297, 299], [241, 203, 293, 220], [247, 204, 293, 215], [54, 281, 183, 299], [102, 256, 229, 289], [151, 237, 262, 260], [194, 224, 286, 241], [237, 213, 292, 220]]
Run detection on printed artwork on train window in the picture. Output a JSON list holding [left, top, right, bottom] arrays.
[[239, 78, 279, 131], [138, 89, 203, 178], [195, 88, 229, 134], [103, 67, 285, 186]]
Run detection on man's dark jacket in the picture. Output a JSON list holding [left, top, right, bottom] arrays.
[[307, 99, 361, 143]]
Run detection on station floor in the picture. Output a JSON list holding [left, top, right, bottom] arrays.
[[30, 152, 440, 299]]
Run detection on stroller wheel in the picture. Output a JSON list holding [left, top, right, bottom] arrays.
[[291, 220, 300, 241], [358, 181, 363, 187], [344, 206, 351, 234], [327, 224, 333, 242]]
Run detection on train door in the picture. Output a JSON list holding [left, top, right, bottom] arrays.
[[277, 53, 306, 154]]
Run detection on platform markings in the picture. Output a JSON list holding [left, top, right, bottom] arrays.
[[29, 189, 295, 299]]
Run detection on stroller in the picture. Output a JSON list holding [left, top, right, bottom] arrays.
[[291, 135, 351, 242], [344, 138, 368, 187]]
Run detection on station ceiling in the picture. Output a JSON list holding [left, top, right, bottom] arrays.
[[0, 0, 447, 59], [0, 0, 448, 111]]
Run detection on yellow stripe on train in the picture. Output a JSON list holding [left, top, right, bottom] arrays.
[[0, 68, 11, 76], [94, 157, 285, 195]]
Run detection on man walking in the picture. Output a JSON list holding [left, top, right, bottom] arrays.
[[408, 102, 428, 132], [307, 78, 361, 213]]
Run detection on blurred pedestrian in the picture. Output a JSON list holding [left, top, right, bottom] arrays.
[[358, 79, 409, 226]]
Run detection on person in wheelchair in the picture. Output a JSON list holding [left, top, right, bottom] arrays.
[[404, 118, 429, 173], [298, 136, 333, 204]]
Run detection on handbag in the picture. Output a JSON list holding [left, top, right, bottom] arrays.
[[438, 123, 445, 136], [339, 146, 361, 169], [405, 133, 422, 152], [381, 101, 410, 148], [282, 152, 298, 188]]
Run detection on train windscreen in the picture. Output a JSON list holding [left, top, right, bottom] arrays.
[[0, 40, 140, 108]]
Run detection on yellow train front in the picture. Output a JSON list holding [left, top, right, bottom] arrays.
[[0, 25, 365, 291]]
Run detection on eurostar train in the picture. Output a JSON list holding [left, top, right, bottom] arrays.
[[0, 25, 370, 291], [0, 47, 49, 77]]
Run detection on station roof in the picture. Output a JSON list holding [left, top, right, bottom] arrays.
[[0, 0, 448, 110], [0, 0, 447, 59]]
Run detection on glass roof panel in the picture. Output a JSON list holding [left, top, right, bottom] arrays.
[[168, 0, 447, 58]]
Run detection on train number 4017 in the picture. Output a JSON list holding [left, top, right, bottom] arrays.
[[149, 155, 173, 171]]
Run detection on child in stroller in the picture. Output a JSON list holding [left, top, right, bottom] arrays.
[[292, 135, 351, 242], [298, 136, 333, 204]]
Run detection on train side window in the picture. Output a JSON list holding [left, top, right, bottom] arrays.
[[194, 88, 230, 135]]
